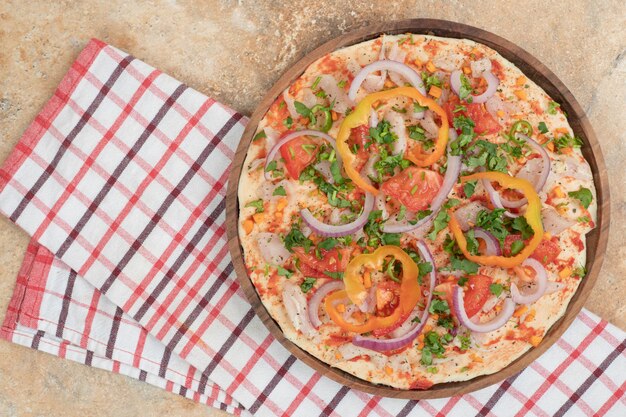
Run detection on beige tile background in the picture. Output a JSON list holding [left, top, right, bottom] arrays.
[[0, 0, 624, 416]]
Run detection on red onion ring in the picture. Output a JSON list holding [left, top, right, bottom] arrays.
[[382, 129, 461, 233], [300, 192, 374, 237], [308, 280, 345, 328], [450, 70, 499, 104], [453, 286, 515, 333], [348, 60, 427, 102], [511, 258, 548, 305], [482, 135, 551, 209], [471, 227, 502, 256], [264, 130, 341, 181], [351, 240, 437, 352]]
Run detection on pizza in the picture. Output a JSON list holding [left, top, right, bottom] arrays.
[[237, 34, 597, 389]]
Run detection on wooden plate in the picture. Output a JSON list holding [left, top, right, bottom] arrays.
[[225, 19, 610, 399]]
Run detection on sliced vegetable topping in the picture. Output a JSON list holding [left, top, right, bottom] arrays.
[[336, 87, 450, 194], [380, 167, 443, 212], [448, 172, 544, 268], [324, 245, 420, 334], [264, 130, 342, 181]]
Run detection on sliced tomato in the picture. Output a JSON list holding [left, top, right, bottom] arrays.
[[280, 135, 318, 179], [293, 247, 350, 279], [347, 124, 372, 172], [435, 274, 492, 318], [444, 95, 501, 135], [462, 274, 493, 317], [380, 167, 443, 212], [504, 234, 561, 265]]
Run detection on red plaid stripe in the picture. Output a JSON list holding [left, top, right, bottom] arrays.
[[1, 39, 625, 417]]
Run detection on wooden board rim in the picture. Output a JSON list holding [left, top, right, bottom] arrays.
[[225, 18, 610, 399]]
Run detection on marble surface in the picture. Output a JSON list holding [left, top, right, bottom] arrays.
[[0, 1, 624, 416]]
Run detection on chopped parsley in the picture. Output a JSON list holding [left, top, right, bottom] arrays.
[[458, 334, 472, 351], [547, 100, 560, 115], [489, 283, 504, 297], [318, 237, 339, 251], [465, 140, 507, 172], [407, 124, 434, 150], [450, 257, 479, 274], [442, 235, 480, 273], [475, 208, 508, 243], [510, 216, 533, 239], [283, 116, 293, 129], [264, 160, 284, 178], [299, 165, 353, 208], [276, 265, 293, 278], [552, 134, 583, 153], [568, 187, 592, 209], [463, 180, 477, 198], [429, 299, 451, 315], [397, 205, 407, 221], [453, 104, 467, 113], [420, 331, 449, 366], [364, 210, 401, 248], [245, 199, 264, 213], [300, 277, 316, 293], [465, 229, 480, 255], [428, 210, 449, 241], [458, 73, 473, 101], [421, 72, 443, 90], [537, 121, 549, 134], [417, 261, 433, 283], [294, 101, 311, 118], [413, 102, 428, 113], [283, 225, 313, 253], [510, 239, 525, 255], [572, 265, 586, 278], [369, 120, 397, 146], [311, 76, 321, 90], [428, 199, 460, 240], [373, 148, 411, 180], [450, 115, 476, 156], [272, 185, 286, 196], [253, 129, 267, 141], [323, 271, 344, 280]]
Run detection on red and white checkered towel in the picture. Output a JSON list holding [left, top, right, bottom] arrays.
[[0, 39, 624, 417]]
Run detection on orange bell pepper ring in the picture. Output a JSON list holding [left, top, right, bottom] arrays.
[[448, 171, 544, 268], [324, 245, 421, 334], [336, 87, 449, 195]]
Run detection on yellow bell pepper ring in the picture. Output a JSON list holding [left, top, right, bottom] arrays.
[[336, 87, 449, 195], [324, 245, 421, 334], [448, 171, 544, 268]]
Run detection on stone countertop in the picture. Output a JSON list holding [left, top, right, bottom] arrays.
[[0, 1, 624, 416]]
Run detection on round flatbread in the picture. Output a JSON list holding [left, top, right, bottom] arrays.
[[237, 34, 596, 389]]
